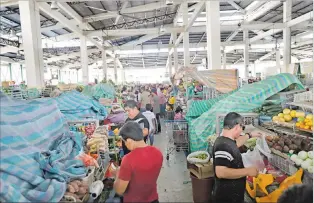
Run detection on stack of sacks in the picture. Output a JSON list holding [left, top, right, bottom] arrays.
[[65, 180, 89, 202]]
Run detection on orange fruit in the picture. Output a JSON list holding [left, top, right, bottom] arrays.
[[304, 125, 310, 130], [300, 124, 305, 129]]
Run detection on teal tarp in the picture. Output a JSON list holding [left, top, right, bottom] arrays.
[[189, 73, 304, 152], [82, 83, 115, 99]]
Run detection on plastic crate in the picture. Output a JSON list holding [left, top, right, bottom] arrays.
[[269, 154, 297, 175], [293, 91, 313, 102]]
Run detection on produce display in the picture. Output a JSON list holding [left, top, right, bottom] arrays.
[[254, 101, 282, 117], [271, 108, 313, 132], [295, 113, 313, 131], [266, 135, 312, 154], [290, 151, 313, 173]]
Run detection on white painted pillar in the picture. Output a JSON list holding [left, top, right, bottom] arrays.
[[114, 56, 118, 84], [182, 2, 190, 66], [222, 49, 227, 69], [80, 36, 89, 84], [169, 53, 173, 78], [243, 30, 249, 78], [283, 0, 292, 73], [173, 32, 179, 72], [102, 51, 107, 81], [276, 49, 281, 73], [19, 0, 44, 88], [120, 67, 125, 84], [206, 1, 221, 70]]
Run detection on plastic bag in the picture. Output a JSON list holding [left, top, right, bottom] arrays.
[[256, 136, 271, 158], [187, 151, 210, 164], [242, 147, 265, 172]]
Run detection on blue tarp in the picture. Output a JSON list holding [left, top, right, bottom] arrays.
[[38, 91, 108, 121], [0, 95, 86, 202]]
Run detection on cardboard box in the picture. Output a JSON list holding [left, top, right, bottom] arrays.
[[187, 161, 214, 179]]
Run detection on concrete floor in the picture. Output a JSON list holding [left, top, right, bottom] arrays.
[[153, 121, 193, 202]]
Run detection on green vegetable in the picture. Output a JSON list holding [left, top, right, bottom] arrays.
[[262, 104, 282, 111]]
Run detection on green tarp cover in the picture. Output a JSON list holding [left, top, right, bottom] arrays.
[[186, 91, 235, 118], [189, 73, 304, 152], [82, 83, 115, 99]]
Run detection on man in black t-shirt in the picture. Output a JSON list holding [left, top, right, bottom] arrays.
[[123, 100, 150, 155], [213, 112, 261, 203]]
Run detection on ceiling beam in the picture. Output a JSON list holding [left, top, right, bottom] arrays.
[[287, 11, 313, 28], [245, 1, 281, 22], [227, 1, 279, 41], [169, 2, 205, 56], [114, 33, 161, 50], [83, 1, 178, 23], [228, 1, 245, 14], [0, 0, 18, 7], [85, 27, 183, 37], [249, 29, 282, 43], [115, 1, 129, 25], [256, 50, 276, 62], [37, 2, 119, 63]]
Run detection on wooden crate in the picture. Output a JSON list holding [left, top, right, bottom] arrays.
[[187, 161, 214, 179]]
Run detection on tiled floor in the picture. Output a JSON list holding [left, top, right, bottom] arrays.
[[153, 121, 193, 202]]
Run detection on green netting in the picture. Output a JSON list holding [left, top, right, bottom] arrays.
[[186, 91, 236, 118], [189, 73, 304, 152], [82, 83, 115, 99]]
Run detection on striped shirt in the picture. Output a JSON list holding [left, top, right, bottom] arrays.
[[213, 136, 246, 203]]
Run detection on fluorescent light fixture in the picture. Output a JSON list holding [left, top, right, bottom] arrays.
[[51, 1, 59, 11], [300, 33, 313, 39]]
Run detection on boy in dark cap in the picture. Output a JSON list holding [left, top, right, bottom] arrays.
[[113, 121, 163, 203]]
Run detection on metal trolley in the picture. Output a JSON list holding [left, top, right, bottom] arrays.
[[164, 120, 189, 160]]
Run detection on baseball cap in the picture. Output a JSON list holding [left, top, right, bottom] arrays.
[[119, 121, 143, 141], [151, 88, 157, 94]]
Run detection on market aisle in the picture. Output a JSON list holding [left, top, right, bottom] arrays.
[[153, 120, 193, 202]]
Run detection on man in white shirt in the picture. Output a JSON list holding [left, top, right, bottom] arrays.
[[142, 104, 157, 146]]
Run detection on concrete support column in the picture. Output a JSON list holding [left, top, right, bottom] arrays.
[[121, 68, 125, 84], [9, 63, 12, 81], [168, 53, 173, 78], [206, 1, 221, 69], [20, 64, 23, 81], [276, 49, 281, 73], [19, 0, 44, 87], [243, 30, 249, 78], [182, 2, 190, 66], [80, 36, 89, 84], [222, 49, 227, 69], [283, 0, 292, 73], [102, 51, 107, 81], [172, 32, 179, 72], [114, 56, 118, 84]]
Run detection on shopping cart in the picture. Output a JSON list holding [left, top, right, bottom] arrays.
[[164, 120, 189, 160]]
